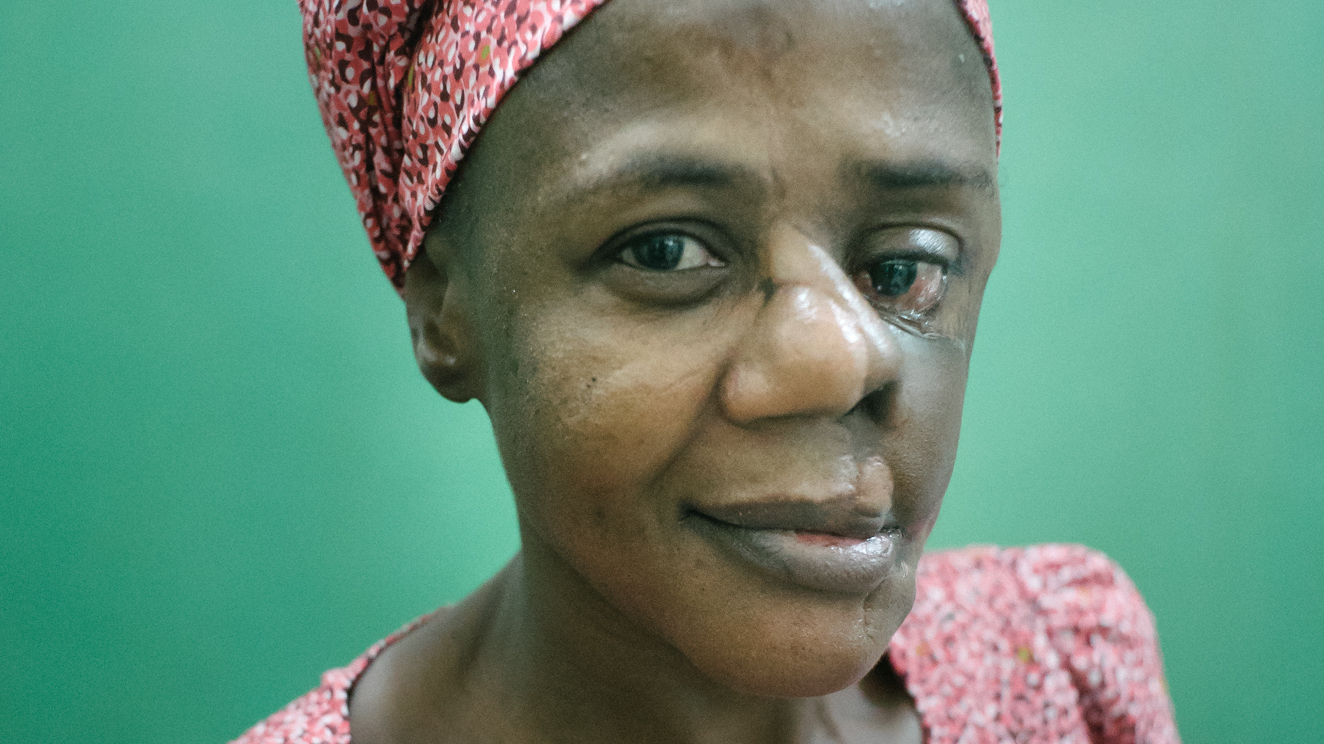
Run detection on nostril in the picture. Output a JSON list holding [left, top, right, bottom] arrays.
[[849, 381, 899, 425]]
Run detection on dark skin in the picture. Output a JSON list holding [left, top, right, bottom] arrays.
[[351, 0, 1000, 741]]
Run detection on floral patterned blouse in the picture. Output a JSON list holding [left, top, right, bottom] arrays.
[[232, 544, 1180, 743]]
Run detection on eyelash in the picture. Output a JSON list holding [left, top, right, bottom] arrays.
[[615, 232, 725, 272], [600, 220, 735, 266], [598, 221, 961, 326], [849, 228, 961, 329]]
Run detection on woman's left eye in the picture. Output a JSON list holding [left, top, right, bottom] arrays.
[[617, 234, 725, 272], [853, 258, 947, 316], [850, 227, 958, 319]]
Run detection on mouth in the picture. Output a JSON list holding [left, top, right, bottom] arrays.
[[683, 499, 904, 595]]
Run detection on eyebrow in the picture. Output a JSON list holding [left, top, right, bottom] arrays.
[[569, 154, 763, 196], [851, 160, 996, 192], [559, 154, 992, 203]]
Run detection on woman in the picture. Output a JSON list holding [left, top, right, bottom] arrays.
[[237, 0, 1179, 741]]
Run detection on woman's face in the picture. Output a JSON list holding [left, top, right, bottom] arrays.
[[408, 0, 999, 697]]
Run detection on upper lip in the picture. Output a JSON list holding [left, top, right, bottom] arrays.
[[687, 497, 899, 541]]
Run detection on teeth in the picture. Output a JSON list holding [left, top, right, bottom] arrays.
[[848, 534, 894, 557]]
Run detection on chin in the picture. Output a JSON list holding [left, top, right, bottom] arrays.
[[661, 578, 918, 699]]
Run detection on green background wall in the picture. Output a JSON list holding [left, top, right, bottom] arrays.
[[2, 1, 1320, 741]]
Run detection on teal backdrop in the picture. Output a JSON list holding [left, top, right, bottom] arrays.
[[2, 1, 1320, 741]]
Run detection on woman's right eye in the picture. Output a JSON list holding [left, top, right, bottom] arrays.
[[617, 233, 725, 272]]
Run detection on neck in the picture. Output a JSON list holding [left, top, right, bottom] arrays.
[[475, 536, 839, 744]]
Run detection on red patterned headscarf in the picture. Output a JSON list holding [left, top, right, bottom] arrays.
[[300, 0, 1002, 291]]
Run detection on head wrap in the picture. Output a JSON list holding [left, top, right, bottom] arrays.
[[300, 0, 1002, 291]]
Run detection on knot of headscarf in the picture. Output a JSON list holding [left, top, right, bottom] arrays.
[[300, 0, 1002, 291]]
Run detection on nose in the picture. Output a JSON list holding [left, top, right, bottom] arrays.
[[720, 229, 902, 423]]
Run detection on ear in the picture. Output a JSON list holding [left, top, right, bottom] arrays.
[[403, 237, 483, 403]]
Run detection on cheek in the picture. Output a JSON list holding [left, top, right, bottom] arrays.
[[889, 336, 970, 539], [484, 305, 733, 543], [477, 289, 974, 697]]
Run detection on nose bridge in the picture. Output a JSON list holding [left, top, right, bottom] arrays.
[[767, 228, 893, 353], [720, 226, 901, 423], [766, 226, 842, 297]]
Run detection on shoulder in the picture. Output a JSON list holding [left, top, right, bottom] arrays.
[[909, 544, 1164, 664], [229, 610, 444, 744], [894, 543, 1153, 671], [890, 544, 1180, 743], [228, 665, 356, 744], [912, 543, 1150, 619]]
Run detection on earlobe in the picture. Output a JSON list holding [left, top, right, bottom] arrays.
[[403, 242, 484, 404]]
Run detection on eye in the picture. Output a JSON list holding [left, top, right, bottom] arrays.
[[855, 259, 947, 316], [850, 227, 957, 318], [617, 233, 725, 272]]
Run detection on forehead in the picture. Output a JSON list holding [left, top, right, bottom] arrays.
[[499, 0, 996, 169]]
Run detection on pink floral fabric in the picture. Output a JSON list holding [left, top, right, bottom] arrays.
[[231, 545, 1179, 743], [300, 0, 1003, 292], [890, 545, 1180, 743]]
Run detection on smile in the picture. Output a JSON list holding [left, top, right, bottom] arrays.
[[684, 499, 903, 595]]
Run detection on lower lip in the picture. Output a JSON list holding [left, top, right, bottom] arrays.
[[688, 516, 899, 595]]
